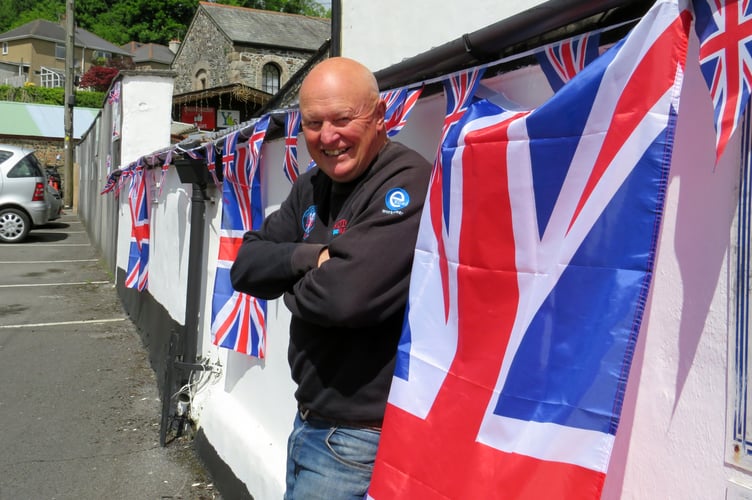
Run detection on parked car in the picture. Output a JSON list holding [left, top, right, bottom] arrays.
[[46, 183, 62, 221], [0, 145, 50, 243]]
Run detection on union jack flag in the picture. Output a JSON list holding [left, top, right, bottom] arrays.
[[536, 31, 601, 91], [211, 115, 271, 357], [370, 0, 691, 498], [125, 159, 150, 291], [100, 170, 119, 195], [694, 0, 752, 163], [283, 110, 301, 184], [428, 66, 485, 324], [110, 81, 121, 140], [107, 81, 121, 104], [158, 150, 173, 199], [381, 86, 424, 137], [205, 141, 221, 187]]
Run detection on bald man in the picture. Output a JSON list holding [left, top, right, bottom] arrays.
[[231, 57, 432, 499]]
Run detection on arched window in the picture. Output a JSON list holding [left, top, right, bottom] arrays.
[[194, 69, 208, 90], [262, 63, 281, 94]]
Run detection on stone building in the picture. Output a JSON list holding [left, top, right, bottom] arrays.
[[171, 2, 330, 96], [121, 41, 176, 70]]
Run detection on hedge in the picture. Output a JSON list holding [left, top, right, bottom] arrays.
[[0, 85, 106, 109]]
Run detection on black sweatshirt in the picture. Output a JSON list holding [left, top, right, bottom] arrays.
[[230, 141, 432, 422]]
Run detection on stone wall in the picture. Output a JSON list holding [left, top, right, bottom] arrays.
[[0, 136, 65, 167], [172, 8, 314, 95], [172, 10, 232, 94]]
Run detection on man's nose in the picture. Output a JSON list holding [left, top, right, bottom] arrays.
[[319, 121, 340, 143]]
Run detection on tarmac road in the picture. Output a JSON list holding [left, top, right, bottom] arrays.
[[0, 213, 220, 500]]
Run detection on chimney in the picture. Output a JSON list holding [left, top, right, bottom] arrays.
[[169, 39, 181, 54]]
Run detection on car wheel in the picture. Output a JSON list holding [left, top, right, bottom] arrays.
[[0, 208, 31, 243]]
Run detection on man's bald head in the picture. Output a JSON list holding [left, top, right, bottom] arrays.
[[298, 57, 387, 183]]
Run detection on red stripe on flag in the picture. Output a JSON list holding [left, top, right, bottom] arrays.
[[569, 12, 691, 232], [218, 236, 244, 262]]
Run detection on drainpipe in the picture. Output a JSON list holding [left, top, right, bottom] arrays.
[[160, 160, 212, 446], [182, 180, 207, 368], [330, 0, 342, 57]]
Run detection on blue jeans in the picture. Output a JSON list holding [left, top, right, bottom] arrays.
[[284, 412, 381, 500]]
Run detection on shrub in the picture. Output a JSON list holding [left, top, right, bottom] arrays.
[[0, 85, 106, 108]]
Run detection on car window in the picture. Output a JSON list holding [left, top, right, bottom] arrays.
[[8, 154, 43, 178], [0, 150, 11, 164]]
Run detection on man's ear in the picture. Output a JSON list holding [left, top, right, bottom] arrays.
[[375, 99, 387, 127]]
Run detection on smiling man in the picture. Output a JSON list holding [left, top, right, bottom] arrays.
[[230, 57, 432, 499]]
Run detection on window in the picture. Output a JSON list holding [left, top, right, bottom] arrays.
[[2, 42, 7, 55], [55, 43, 65, 59], [8, 154, 43, 178], [0, 150, 11, 164], [195, 69, 208, 90], [40, 67, 64, 88], [262, 63, 281, 94], [92, 50, 111, 61]]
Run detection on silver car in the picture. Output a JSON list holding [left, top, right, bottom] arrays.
[[0, 144, 51, 243]]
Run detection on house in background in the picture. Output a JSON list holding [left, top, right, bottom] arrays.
[[121, 41, 177, 70], [169, 1, 330, 131], [0, 19, 131, 88]]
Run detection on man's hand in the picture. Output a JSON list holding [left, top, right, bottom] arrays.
[[317, 247, 330, 267]]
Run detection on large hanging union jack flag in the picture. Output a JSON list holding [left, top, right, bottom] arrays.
[[694, 0, 752, 163], [211, 116, 271, 358], [369, 0, 691, 498], [125, 160, 150, 291]]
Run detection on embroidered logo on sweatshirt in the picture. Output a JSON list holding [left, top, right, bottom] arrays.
[[302, 205, 317, 240], [383, 188, 410, 215], [332, 219, 348, 236]]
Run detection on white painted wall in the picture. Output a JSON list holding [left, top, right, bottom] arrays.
[[340, 0, 548, 73]]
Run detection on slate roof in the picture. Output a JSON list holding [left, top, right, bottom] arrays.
[[0, 19, 130, 56], [121, 42, 175, 65], [200, 2, 330, 51]]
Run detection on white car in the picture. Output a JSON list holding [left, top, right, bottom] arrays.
[[0, 144, 51, 243]]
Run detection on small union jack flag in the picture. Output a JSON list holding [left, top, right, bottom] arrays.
[[205, 141, 221, 187], [381, 86, 424, 137], [536, 31, 601, 91], [100, 171, 119, 195], [282, 110, 301, 184], [158, 150, 173, 199], [694, 0, 752, 163], [107, 81, 121, 104], [125, 159, 150, 291], [212, 116, 271, 357]]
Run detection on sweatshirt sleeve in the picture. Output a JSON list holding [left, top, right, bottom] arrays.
[[284, 148, 431, 328], [230, 182, 325, 300]]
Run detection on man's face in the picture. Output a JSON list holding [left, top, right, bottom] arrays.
[[301, 87, 386, 183]]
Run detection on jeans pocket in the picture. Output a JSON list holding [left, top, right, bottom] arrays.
[[324, 427, 380, 472]]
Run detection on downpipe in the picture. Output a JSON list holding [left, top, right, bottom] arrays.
[[160, 179, 212, 446]]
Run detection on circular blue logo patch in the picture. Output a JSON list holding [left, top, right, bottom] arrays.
[[385, 188, 410, 211], [301, 205, 317, 239]]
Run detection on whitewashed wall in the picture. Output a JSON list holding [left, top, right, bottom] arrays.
[[341, 0, 547, 73]]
